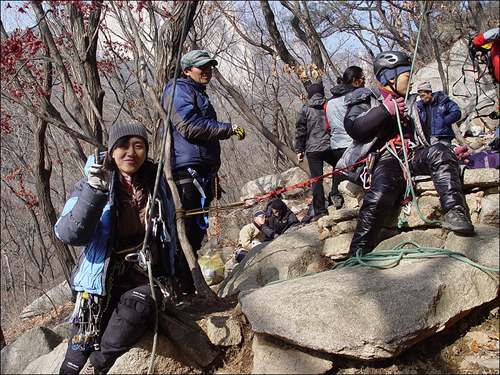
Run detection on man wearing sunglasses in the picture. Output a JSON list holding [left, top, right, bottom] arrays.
[[161, 50, 246, 295]]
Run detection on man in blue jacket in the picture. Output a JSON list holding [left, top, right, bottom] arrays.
[[162, 50, 245, 295], [416, 81, 461, 146]]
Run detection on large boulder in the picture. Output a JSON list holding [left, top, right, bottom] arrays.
[[240, 167, 309, 200], [239, 226, 498, 362], [20, 280, 73, 321], [21, 342, 67, 375], [218, 224, 325, 297], [1, 326, 62, 374]]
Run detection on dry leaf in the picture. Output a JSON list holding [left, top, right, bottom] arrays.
[[470, 340, 479, 353]]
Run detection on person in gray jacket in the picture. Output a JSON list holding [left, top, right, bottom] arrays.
[[56, 120, 177, 374], [325, 66, 366, 208], [295, 83, 336, 220]]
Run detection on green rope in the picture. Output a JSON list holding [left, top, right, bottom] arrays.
[[265, 240, 498, 287], [332, 242, 499, 273]]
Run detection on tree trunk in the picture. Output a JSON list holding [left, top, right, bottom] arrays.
[[33, 118, 75, 281]]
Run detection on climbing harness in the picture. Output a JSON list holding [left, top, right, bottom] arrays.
[[68, 292, 102, 351]]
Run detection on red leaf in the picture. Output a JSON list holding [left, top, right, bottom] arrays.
[[18, 7, 26, 13]]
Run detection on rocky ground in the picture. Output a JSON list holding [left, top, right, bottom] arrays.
[[4, 293, 498, 374]]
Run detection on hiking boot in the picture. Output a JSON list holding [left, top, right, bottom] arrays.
[[442, 206, 474, 234], [84, 363, 104, 375], [328, 194, 344, 210]]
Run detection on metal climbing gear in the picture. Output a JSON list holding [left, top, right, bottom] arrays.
[[361, 152, 378, 189], [69, 291, 102, 351]]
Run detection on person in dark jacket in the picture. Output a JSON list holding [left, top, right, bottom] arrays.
[[295, 83, 336, 220], [56, 120, 177, 374], [416, 81, 461, 146], [325, 66, 366, 208], [161, 50, 245, 295], [336, 51, 474, 257], [262, 199, 299, 239]]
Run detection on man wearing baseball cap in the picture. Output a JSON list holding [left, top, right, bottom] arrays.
[[416, 81, 461, 146], [161, 50, 246, 295]]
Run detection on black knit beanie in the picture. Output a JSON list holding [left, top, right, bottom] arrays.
[[271, 199, 286, 211], [307, 83, 324, 99], [108, 119, 148, 153]]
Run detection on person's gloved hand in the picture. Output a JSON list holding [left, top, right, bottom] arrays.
[[383, 96, 406, 117], [454, 145, 472, 162], [87, 164, 110, 191], [232, 124, 246, 140]]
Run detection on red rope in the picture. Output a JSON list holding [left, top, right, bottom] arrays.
[[242, 157, 368, 207]]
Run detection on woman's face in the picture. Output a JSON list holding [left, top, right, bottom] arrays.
[[111, 136, 147, 176]]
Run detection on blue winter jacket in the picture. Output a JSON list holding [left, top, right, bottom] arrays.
[[54, 155, 177, 296], [161, 78, 234, 170], [417, 91, 461, 139]]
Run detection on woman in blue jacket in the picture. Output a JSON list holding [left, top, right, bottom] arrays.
[[56, 119, 177, 374]]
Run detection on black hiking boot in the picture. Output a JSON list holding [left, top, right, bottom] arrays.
[[442, 206, 474, 234]]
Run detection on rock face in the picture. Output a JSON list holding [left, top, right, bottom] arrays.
[[20, 280, 73, 321], [217, 224, 325, 298], [1, 326, 63, 374], [239, 226, 499, 361]]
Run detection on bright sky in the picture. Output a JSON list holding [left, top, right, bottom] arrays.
[[1, 2, 36, 32]]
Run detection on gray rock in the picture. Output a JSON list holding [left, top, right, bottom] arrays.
[[239, 228, 498, 361], [444, 224, 499, 270], [202, 316, 242, 346], [251, 333, 334, 374], [20, 280, 72, 321], [240, 167, 309, 200], [338, 181, 364, 209], [21, 341, 67, 374], [374, 230, 445, 251], [462, 168, 500, 189], [479, 194, 499, 227], [218, 224, 324, 297], [108, 331, 199, 374], [323, 233, 353, 260], [1, 326, 62, 374]]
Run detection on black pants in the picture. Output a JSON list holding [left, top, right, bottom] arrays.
[[172, 166, 216, 294], [350, 143, 465, 255], [59, 285, 161, 374], [307, 149, 346, 215]]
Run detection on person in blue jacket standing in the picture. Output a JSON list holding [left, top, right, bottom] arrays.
[[56, 119, 177, 374], [416, 81, 461, 146], [161, 50, 246, 295]]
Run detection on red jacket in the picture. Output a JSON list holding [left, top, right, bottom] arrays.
[[474, 28, 499, 83]]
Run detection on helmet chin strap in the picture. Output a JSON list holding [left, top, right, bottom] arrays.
[[383, 71, 404, 97]]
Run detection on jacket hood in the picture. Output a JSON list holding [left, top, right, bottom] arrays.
[[432, 90, 450, 104], [307, 93, 327, 108], [330, 84, 357, 98]]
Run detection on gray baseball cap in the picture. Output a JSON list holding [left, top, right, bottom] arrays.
[[181, 50, 218, 70], [417, 81, 432, 92]]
